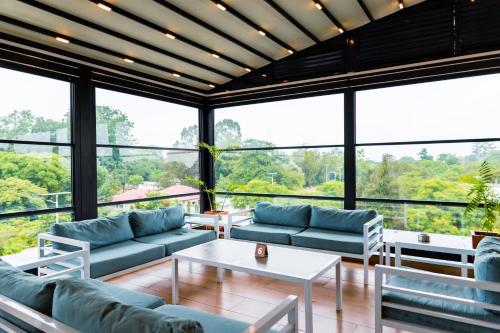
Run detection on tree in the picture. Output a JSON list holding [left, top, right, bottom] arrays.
[[174, 124, 198, 148], [231, 180, 291, 208], [158, 161, 189, 188], [317, 180, 344, 197], [0, 110, 68, 143], [215, 119, 242, 148], [418, 148, 433, 160], [127, 175, 144, 188], [0, 178, 47, 212], [369, 154, 400, 198], [472, 142, 496, 160]]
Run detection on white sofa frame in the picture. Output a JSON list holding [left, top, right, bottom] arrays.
[[227, 209, 384, 284], [374, 242, 500, 333], [0, 253, 299, 333]]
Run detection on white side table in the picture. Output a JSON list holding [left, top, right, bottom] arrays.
[[384, 230, 475, 277]]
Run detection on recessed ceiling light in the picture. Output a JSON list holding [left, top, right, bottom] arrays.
[[287, 49, 294, 55], [55, 36, 69, 44], [258, 30, 266, 36], [208, 84, 215, 88], [315, 2, 322, 10], [123, 58, 134, 63], [97, 3, 112, 11], [398, 1, 404, 9], [212, 53, 220, 58], [244, 68, 251, 72], [165, 33, 176, 40], [338, 28, 344, 34], [261, 74, 267, 78], [172, 73, 181, 78], [216, 3, 226, 11]]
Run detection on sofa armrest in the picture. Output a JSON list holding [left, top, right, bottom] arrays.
[[374, 265, 500, 332], [363, 215, 384, 254], [36, 233, 90, 279], [243, 295, 299, 333], [0, 294, 80, 333]]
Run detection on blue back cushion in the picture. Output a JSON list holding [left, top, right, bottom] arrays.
[[309, 206, 377, 234], [51, 213, 134, 251], [129, 205, 185, 237], [474, 236, 500, 314], [52, 279, 203, 333], [0, 260, 56, 333], [253, 202, 311, 228]]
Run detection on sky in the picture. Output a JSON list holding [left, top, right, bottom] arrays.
[[1, 67, 498, 161]]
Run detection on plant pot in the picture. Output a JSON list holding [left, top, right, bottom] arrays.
[[471, 230, 500, 249], [203, 210, 229, 216]]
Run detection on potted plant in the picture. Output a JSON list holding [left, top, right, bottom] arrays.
[[464, 160, 500, 248], [186, 142, 237, 217]]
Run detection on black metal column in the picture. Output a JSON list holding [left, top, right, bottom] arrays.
[[344, 90, 356, 210], [198, 104, 214, 213], [73, 67, 97, 220]]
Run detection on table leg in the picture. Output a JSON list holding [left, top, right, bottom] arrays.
[[385, 243, 391, 266], [304, 281, 313, 333], [217, 267, 223, 283], [461, 253, 468, 277], [336, 261, 342, 311], [172, 258, 179, 304]]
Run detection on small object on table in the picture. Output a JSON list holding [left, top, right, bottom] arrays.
[[418, 233, 430, 243], [255, 243, 268, 258]]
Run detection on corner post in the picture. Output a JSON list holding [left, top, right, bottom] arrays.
[[198, 103, 214, 213], [344, 89, 356, 210]]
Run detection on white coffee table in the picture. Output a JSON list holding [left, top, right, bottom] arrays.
[[171, 239, 342, 333]]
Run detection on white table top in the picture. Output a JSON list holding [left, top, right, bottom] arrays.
[[384, 229, 473, 251], [172, 239, 341, 282]]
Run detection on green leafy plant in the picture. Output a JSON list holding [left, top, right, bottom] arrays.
[[185, 142, 237, 212], [464, 161, 500, 231]]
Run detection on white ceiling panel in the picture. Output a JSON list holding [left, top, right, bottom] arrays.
[[322, 0, 371, 31]]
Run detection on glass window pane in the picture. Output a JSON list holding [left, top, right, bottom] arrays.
[[0, 144, 72, 214], [98, 196, 200, 217], [95, 88, 198, 148], [216, 148, 344, 197], [356, 73, 500, 143], [223, 194, 343, 210], [97, 148, 199, 203], [215, 95, 344, 148], [356, 142, 500, 202], [0, 67, 71, 143], [357, 201, 485, 236], [0, 212, 73, 255]]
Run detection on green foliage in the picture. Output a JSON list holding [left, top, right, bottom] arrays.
[[317, 180, 344, 197], [127, 175, 144, 187], [464, 161, 500, 231], [231, 180, 291, 208], [0, 178, 47, 212]]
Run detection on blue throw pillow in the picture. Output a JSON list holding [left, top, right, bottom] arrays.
[[474, 236, 500, 314], [51, 213, 134, 251], [309, 206, 377, 234], [253, 202, 311, 228], [129, 205, 185, 237], [52, 279, 203, 333], [0, 260, 56, 333]]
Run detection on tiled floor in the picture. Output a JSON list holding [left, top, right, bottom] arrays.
[[106, 260, 404, 333]]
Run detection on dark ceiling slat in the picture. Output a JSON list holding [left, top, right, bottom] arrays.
[[356, 0, 374, 22], [212, 0, 296, 53], [87, 0, 253, 70], [314, 0, 346, 32], [17, 0, 235, 80], [151, 0, 273, 63], [0, 14, 215, 87], [263, 0, 320, 44]]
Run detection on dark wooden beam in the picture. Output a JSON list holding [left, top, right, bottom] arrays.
[[356, 0, 374, 22], [314, 0, 346, 32]]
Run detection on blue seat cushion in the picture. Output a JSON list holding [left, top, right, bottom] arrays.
[[253, 202, 311, 228], [474, 236, 500, 314], [130, 205, 185, 237], [309, 206, 377, 234], [382, 274, 500, 333], [88, 240, 165, 278], [51, 213, 134, 251], [0, 260, 56, 333], [291, 228, 366, 254], [53, 279, 203, 333], [86, 279, 164, 309], [134, 228, 216, 256], [231, 223, 304, 245], [155, 304, 277, 333]]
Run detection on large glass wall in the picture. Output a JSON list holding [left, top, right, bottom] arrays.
[[95, 88, 200, 214], [0, 67, 73, 255], [215, 95, 344, 210], [356, 73, 500, 235]]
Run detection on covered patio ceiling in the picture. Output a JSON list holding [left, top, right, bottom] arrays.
[[0, 0, 425, 92]]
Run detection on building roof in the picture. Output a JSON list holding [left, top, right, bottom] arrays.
[[111, 185, 198, 202]]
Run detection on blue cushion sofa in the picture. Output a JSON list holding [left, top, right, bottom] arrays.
[[0, 259, 299, 333], [374, 236, 500, 333], [230, 202, 384, 284], [41, 205, 217, 280]]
